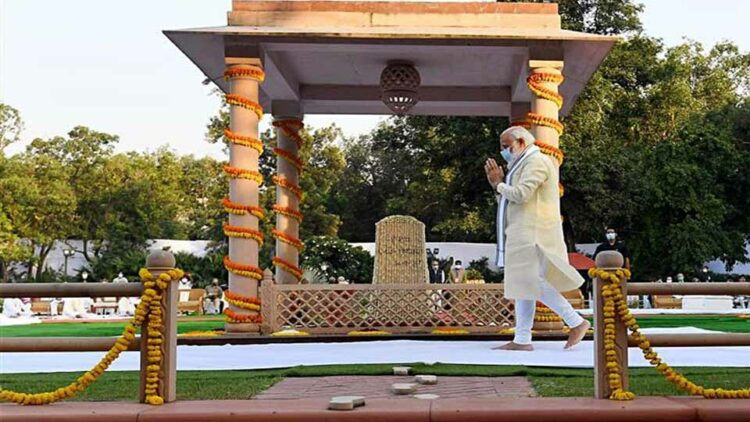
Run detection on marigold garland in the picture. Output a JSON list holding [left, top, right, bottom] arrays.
[[272, 119, 304, 149], [348, 330, 391, 336], [534, 315, 563, 322], [273, 175, 303, 200], [588, 267, 750, 400], [223, 67, 265, 82], [527, 72, 565, 109], [224, 289, 262, 312], [272, 228, 304, 251], [224, 307, 263, 324], [223, 165, 263, 185], [223, 223, 264, 245], [272, 256, 304, 281], [273, 147, 305, 173], [0, 268, 184, 406], [272, 204, 303, 223], [526, 112, 564, 135], [223, 256, 263, 281], [224, 129, 263, 154], [738, 314, 750, 320], [222, 197, 265, 219], [225, 94, 263, 119], [432, 328, 470, 335], [179, 330, 223, 337], [271, 329, 310, 337], [534, 140, 564, 166]]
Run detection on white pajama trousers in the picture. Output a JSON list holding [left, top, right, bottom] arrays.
[[513, 280, 585, 345]]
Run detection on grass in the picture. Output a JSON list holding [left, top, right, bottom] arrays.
[[1, 364, 749, 401], [628, 316, 749, 333], [1, 315, 746, 337], [0, 318, 224, 337]]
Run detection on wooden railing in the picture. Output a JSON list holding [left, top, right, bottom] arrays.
[[259, 282, 513, 334], [0, 250, 179, 403], [592, 251, 750, 399]]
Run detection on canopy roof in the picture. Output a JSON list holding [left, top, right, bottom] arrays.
[[164, 1, 617, 116]]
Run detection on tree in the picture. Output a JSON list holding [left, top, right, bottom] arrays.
[[0, 103, 24, 154], [0, 153, 77, 280]]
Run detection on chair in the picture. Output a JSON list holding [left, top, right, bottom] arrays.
[[562, 289, 585, 309], [178, 288, 206, 315], [30, 299, 51, 315], [653, 295, 682, 309]]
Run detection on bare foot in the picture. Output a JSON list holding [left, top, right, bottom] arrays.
[[564, 320, 591, 349], [492, 342, 534, 351]]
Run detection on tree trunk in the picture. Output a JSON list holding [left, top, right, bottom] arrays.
[[35, 243, 53, 282]]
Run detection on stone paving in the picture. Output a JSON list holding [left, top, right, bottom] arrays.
[[254, 375, 537, 400]]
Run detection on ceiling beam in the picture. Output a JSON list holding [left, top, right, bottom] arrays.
[[261, 50, 300, 101], [511, 42, 564, 102], [300, 85, 511, 102]]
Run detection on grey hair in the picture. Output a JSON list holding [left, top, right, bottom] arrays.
[[500, 126, 535, 145]]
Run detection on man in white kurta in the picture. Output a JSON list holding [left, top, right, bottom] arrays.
[[485, 126, 589, 351]]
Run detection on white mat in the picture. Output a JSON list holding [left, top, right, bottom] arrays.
[[0, 316, 42, 327], [578, 308, 750, 316], [2, 328, 748, 374]]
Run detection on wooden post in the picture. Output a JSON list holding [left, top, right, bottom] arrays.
[[593, 251, 628, 399], [139, 249, 178, 403]]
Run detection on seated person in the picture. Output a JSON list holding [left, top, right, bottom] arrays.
[[204, 278, 223, 314], [2, 298, 33, 318], [62, 297, 92, 318]]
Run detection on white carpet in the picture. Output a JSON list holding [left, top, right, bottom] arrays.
[[1, 328, 748, 374], [0, 315, 42, 327], [578, 308, 750, 316]]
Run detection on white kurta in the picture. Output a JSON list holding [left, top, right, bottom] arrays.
[[497, 152, 584, 300]]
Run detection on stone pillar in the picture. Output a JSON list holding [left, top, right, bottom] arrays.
[[528, 60, 564, 152], [139, 249, 177, 403], [593, 251, 629, 399], [222, 63, 265, 334], [526, 60, 565, 194], [272, 111, 304, 284]]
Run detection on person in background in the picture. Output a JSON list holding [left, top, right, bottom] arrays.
[[677, 273, 685, 283], [113, 272, 128, 283], [449, 260, 467, 283], [204, 278, 223, 314], [429, 260, 446, 284], [328, 276, 337, 284], [594, 228, 630, 270]]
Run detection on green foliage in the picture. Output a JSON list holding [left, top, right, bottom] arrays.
[[0, 103, 24, 154], [173, 248, 228, 288], [301, 236, 374, 283], [468, 257, 504, 283]]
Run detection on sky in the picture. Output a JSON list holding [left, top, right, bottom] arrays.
[[1, 0, 749, 160]]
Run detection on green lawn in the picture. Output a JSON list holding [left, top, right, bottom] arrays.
[[1, 315, 747, 337], [626, 315, 749, 333], [0, 316, 224, 337], [1, 364, 748, 401]]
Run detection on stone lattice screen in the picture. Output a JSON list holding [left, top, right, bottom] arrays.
[[260, 283, 513, 334]]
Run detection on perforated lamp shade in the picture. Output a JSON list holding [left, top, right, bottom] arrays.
[[380, 62, 421, 114]]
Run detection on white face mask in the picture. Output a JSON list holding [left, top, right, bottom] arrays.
[[454, 265, 462, 270], [606, 233, 616, 241]]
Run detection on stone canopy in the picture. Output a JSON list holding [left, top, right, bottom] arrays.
[[164, 1, 617, 117]]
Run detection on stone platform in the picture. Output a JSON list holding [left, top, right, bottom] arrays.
[[3, 397, 749, 421], [254, 375, 536, 400]]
